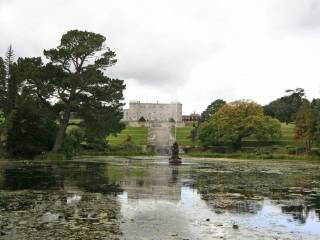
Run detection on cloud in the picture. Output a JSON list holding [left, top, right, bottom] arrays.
[[1, 0, 320, 113], [269, 0, 320, 30]]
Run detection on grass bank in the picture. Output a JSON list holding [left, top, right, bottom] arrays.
[[175, 123, 320, 160], [107, 127, 148, 146], [172, 123, 198, 146]]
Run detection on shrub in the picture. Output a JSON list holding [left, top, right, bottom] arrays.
[[6, 102, 58, 159], [83, 136, 107, 152], [61, 130, 84, 159]]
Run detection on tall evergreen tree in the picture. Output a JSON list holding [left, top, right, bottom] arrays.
[[4, 45, 17, 117], [0, 57, 6, 109], [27, 30, 126, 153]]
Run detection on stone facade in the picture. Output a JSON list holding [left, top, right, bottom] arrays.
[[123, 101, 182, 122]]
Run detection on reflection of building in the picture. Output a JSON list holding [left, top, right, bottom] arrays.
[[122, 166, 181, 201], [182, 112, 200, 122], [123, 101, 182, 122]]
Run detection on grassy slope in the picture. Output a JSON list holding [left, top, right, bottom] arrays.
[[66, 119, 148, 146], [172, 123, 198, 147], [66, 118, 82, 133], [107, 127, 148, 146], [278, 123, 300, 147], [175, 123, 303, 148], [242, 123, 300, 147]]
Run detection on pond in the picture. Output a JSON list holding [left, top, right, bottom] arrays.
[[0, 157, 320, 239]]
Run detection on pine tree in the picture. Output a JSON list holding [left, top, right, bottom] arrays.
[[4, 45, 17, 117], [0, 57, 6, 109]]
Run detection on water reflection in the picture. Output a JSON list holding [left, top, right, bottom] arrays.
[[0, 161, 123, 240], [3, 164, 63, 190], [0, 158, 320, 239], [0, 161, 122, 194]]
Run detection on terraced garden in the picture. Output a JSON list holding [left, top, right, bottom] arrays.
[[107, 127, 148, 146]]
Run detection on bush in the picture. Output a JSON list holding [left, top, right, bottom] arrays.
[[82, 136, 107, 152], [6, 102, 58, 159], [110, 141, 142, 153], [61, 130, 84, 159]]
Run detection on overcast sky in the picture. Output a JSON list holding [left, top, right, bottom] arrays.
[[1, 0, 320, 114]]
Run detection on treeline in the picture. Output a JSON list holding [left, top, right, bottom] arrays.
[[0, 30, 125, 159], [196, 88, 320, 154]]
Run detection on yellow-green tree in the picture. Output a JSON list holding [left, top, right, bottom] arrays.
[[199, 100, 281, 148]]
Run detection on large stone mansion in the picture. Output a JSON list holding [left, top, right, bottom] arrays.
[[123, 101, 182, 122]]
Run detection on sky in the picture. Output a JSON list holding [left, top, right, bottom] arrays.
[[1, 0, 320, 114]]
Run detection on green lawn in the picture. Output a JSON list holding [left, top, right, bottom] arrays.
[[66, 118, 83, 132], [175, 122, 303, 148], [277, 123, 300, 147], [107, 127, 148, 146], [172, 123, 198, 147], [242, 123, 301, 147]]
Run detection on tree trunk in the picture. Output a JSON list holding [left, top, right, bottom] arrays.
[[52, 104, 71, 153]]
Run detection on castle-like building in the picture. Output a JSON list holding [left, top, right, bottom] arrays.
[[123, 101, 182, 122]]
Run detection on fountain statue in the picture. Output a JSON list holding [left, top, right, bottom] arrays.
[[169, 141, 182, 164]]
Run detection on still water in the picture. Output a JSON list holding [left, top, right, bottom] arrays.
[[0, 157, 320, 239]]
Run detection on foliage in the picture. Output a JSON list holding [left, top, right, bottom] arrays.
[[4, 30, 125, 156], [6, 98, 58, 159], [253, 116, 282, 142], [292, 98, 320, 153], [0, 111, 4, 136], [0, 57, 6, 110], [15, 30, 126, 153], [198, 120, 220, 148], [80, 104, 125, 151], [199, 99, 226, 123], [198, 100, 282, 149], [61, 130, 84, 159], [5, 45, 17, 118], [310, 99, 320, 144], [84, 137, 108, 152], [264, 88, 308, 124]]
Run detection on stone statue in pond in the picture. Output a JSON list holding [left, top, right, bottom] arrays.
[[169, 141, 182, 164]]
